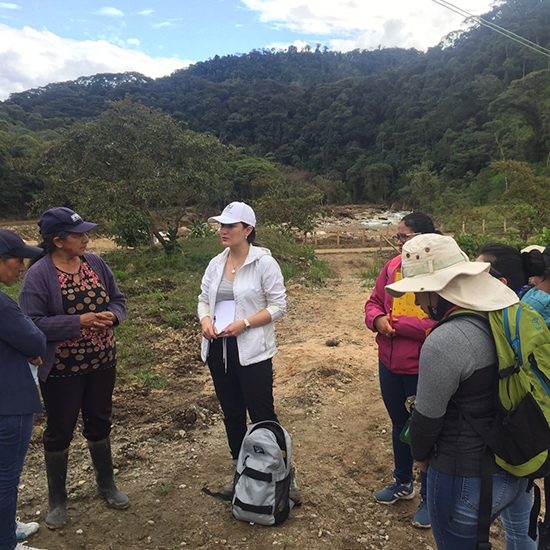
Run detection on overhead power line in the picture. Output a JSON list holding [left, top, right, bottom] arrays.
[[431, 0, 550, 59]]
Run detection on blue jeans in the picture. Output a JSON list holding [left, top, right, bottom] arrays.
[[427, 468, 536, 550], [0, 414, 34, 550], [378, 362, 426, 496]]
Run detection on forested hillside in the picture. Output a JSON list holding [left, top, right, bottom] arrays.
[[2, 0, 550, 224]]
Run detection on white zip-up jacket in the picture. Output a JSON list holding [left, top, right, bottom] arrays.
[[198, 245, 286, 366]]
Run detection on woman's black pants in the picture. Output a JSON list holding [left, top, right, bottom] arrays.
[[40, 367, 116, 452], [207, 337, 278, 459]]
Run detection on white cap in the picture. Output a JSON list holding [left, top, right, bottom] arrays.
[[208, 202, 256, 227]]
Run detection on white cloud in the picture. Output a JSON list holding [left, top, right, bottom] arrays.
[[127, 37, 140, 46], [0, 23, 192, 100], [327, 38, 356, 51], [138, 9, 154, 16], [267, 39, 312, 51], [152, 21, 174, 29], [235, 23, 244, 27], [241, 0, 495, 50], [93, 7, 124, 17], [0, 3, 20, 9]]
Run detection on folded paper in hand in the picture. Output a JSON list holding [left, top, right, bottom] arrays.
[[213, 300, 236, 333]]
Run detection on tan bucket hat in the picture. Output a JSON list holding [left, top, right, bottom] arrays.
[[385, 234, 519, 311]]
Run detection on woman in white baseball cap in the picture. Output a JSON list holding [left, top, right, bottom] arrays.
[[385, 233, 535, 549], [198, 202, 299, 502]]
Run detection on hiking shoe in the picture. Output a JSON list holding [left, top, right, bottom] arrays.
[[16, 543, 47, 550], [412, 498, 431, 528], [374, 479, 415, 504], [289, 465, 302, 506], [221, 459, 237, 497], [221, 476, 234, 496], [16, 518, 39, 540]]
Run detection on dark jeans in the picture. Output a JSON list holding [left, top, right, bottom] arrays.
[[0, 413, 34, 550], [207, 337, 277, 459], [427, 468, 535, 549], [379, 361, 426, 496], [40, 367, 116, 452]]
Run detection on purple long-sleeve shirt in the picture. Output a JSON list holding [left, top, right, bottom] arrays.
[[19, 253, 126, 381]]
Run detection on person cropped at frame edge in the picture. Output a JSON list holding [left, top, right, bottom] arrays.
[[0, 228, 47, 550]]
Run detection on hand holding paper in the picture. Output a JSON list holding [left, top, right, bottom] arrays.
[[213, 300, 236, 334]]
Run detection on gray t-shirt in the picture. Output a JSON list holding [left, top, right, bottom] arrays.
[[216, 275, 234, 303], [416, 316, 496, 419], [412, 315, 498, 476]]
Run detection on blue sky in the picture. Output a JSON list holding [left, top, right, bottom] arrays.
[[0, 0, 494, 100]]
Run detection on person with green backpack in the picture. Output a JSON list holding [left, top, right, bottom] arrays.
[[386, 234, 539, 550], [478, 242, 550, 549]]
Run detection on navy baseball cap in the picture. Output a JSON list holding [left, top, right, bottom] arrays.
[[0, 229, 43, 259], [38, 207, 98, 235]]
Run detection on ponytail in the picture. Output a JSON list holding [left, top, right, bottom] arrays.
[[242, 224, 262, 247], [523, 249, 546, 280], [28, 231, 70, 267]]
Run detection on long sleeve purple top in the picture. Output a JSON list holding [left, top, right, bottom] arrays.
[[19, 253, 126, 381]]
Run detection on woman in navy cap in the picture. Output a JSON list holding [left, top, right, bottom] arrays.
[[18, 208, 128, 529], [0, 228, 47, 550]]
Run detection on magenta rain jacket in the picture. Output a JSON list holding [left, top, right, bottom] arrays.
[[365, 255, 436, 375]]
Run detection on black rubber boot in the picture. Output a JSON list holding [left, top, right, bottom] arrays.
[[88, 437, 129, 509], [44, 448, 68, 529]]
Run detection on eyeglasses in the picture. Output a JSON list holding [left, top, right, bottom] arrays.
[[393, 232, 421, 243]]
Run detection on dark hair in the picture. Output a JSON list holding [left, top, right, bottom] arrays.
[[28, 231, 71, 267], [401, 212, 437, 235], [242, 223, 261, 247], [0, 253, 17, 261], [543, 247, 550, 274], [429, 296, 455, 321], [478, 243, 545, 291]]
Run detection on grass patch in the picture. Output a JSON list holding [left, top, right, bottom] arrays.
[[154, 483, 175, 496], [1, 230, 332, 389], [102, 229, 332, 387], [358, 251, 384, 287]]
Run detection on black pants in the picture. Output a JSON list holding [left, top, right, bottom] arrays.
[[40, 367, 116, 452], [207, 337, 278, 459]]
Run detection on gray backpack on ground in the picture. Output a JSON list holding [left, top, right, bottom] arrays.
[[232, 420, 294, 525]]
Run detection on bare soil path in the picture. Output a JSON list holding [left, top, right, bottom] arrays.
[[16, 252, 508, 550]]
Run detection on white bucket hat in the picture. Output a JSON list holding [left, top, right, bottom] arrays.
[[521, 244, 545, 254], [385, 234, 519, 311], [208, 201, 256, 227]]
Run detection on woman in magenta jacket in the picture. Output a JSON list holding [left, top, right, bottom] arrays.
[[365, 212, 437, 528]]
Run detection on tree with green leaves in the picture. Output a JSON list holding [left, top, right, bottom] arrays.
[[36, 97, 233, 251], [492, 159, 550, 239]]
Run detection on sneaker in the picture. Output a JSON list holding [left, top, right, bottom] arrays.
[[16, 543, 47, 550], [412, 498, 431, 528], [220, 476, 234, 496], [289, 465, 302, 506], [16, 519, 39, 541], [374, 479, 415, 504]]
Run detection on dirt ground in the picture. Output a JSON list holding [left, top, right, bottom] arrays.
[[13, 247, 513, 550]]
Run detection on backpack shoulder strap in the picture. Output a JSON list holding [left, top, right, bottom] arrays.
[[249, 421, 288, 463], [431, 308, 489, 334]]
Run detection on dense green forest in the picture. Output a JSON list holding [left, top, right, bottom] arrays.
[[2, 0, 550, 236]]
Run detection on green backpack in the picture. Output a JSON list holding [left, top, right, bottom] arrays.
[[440, 304, 550, 548], [444, 304, 550, 478]]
